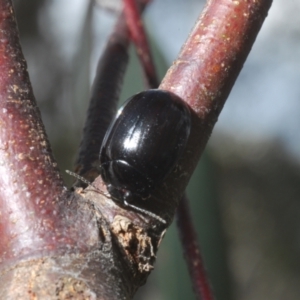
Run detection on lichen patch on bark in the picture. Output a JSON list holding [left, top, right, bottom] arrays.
[[111, 215, 156, 274]]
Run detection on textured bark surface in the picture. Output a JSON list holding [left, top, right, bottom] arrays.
[[161, 0, 272, 121], [0, 0, 67, 262]]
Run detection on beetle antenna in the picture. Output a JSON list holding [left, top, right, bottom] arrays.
[[65, 170, 93, 186], [124, 200, 166, 224], [65, 170, 111, 198], [66, 170, 166, 224]]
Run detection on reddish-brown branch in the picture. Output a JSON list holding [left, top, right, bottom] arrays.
[[123, 0, 159, 88], [159, 0, 272, 298], [160, 0, 272, 119], [177, 195, 214, 300], [0, 0, 69, 263]]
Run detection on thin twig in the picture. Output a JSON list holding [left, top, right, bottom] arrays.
[[177, 195, 214, 300], [74, 12, 129, 183], [123, 0, 159, 88], [75, 0, 150, 184]]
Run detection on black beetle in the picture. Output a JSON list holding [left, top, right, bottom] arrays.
[[99, 89, 192, 224]]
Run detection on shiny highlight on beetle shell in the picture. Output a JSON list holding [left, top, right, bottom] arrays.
[[100, 89, 192, 223]]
